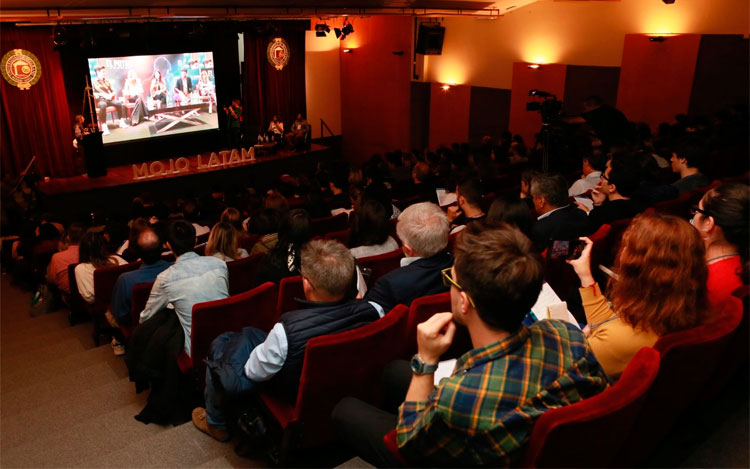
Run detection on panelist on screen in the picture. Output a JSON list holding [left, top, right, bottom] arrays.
[[174, 68, 194, 106]]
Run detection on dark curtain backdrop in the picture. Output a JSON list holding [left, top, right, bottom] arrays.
[[243, 22, 307, 137], [1, 26, 76, 178]]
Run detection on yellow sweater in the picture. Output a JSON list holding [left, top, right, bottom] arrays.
[[580, 283, 659, 379]]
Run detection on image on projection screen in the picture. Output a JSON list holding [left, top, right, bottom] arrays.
[[87, 52, 218, 145]]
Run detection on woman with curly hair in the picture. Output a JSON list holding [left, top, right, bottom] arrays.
[[75, 227, 127, 304], [568, 213, 710, 378], [692, 183, 749, 304]]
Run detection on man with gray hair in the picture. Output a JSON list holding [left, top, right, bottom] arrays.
[[530, 173, 590, 251], [365, 202, 453, 315], [193, 239, 380, 442]]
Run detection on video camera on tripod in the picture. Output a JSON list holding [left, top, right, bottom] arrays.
[[526, 90, 563, 124]]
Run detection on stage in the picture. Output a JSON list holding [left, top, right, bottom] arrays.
[[38, 143, 334, 218]]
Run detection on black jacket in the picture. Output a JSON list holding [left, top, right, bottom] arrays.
[[531, 205, 591, 251]]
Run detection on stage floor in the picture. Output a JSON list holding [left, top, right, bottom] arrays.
[[39, 143, 328, 197]]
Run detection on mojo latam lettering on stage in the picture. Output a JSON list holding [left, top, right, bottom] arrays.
[[131, 147, 256, 179]]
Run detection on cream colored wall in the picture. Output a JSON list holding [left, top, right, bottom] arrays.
[[305, 30, 342, 136], [425, 0, 750, 89]]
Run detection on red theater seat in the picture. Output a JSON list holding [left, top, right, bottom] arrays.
[[310, 213, 349, 238], [357, 248, 404, 288], [122, 281, 154, 340], [276, 275, 305, 317], [521, 347, 661, 468], [323, 228, 350, 246], [178, 282, 279, 388], [227, 252, 265, 295], [406, 292, 472, 359], [258, 304, 410, 464], [90, 260, 142, 345], [615, 296, 743, 466]]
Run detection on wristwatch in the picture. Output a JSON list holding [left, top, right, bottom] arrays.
[[410, 354, 439, 375]]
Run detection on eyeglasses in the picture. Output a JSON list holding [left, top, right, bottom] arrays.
[[690, 206, 711, 217], [441, 267, 476, 308], [600, 172, 611, 183]]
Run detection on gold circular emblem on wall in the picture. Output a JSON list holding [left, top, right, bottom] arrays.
[[1, 49, 42, 91], [267, 37, 291, 71]]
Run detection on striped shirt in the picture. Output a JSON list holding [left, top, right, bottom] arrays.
[[396, 319, 609, 467]]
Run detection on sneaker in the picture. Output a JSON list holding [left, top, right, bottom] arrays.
[[110, 337, 126, 356], [101, 123, 110, 135], [192, 407, 230, 442]]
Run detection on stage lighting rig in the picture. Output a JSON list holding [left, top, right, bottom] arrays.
[[335, 19, 354, 40], [315, 23, 330, 37]]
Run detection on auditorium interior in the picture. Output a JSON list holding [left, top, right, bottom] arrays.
[[1, 0, 748, 467]]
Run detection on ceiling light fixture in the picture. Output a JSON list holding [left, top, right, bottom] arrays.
[[315, 23, 330, 37]]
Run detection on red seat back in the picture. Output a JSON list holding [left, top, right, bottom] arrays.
[[190, 282, 279, 387], [93, 260, 142, 313], [383, 429, 410, 467], [122, 281, 155, 340], [276, 275, 305, 316], [309, 213, 349, 238], [260, 305, 410, 452], [650, 181, 719, 218], [406, 292, 472, 359], [358, 248, 404, 288], [227, 252, 265, 295], [616, 296, 743, 465], [522, 347, 661, 468]]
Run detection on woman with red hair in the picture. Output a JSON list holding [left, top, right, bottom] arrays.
[[568, 213, 710, 379]]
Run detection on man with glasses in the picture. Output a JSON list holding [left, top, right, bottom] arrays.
[[192, 240, 380, 442], [579, 153, 644, 231], [333, 224, 608, 467]]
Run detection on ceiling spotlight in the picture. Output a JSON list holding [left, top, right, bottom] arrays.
[[52, 24, 68, 47], [342, 23, 354, 36], [334, 27, 342, 39], [315, 23, 330, 37]]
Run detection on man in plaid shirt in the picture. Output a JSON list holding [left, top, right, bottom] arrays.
[[334, 224, 608, 467]]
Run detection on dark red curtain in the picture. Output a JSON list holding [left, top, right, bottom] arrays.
[[1, 26, 76, 179], [243, 22, 307, 137]]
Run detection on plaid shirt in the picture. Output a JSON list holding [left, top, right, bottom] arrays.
[[396, 319, 609, 467]]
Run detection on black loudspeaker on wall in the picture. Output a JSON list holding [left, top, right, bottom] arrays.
[[416, 23, 445, 55], [82, 132, 107, 178]]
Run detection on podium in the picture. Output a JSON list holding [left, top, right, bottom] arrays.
[[82, 131, 107, 178]]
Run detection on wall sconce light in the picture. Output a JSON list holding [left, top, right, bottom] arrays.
[[648, 36, 668, 42], [527, 63, 541, 69], [441, 84, 451, 91], [343, 48, 353, 53]]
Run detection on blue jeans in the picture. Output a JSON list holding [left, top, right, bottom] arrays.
[[204, 327, 268, 429]]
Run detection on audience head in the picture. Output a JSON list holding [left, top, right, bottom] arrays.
[[66, 222, 85, 246], [530, 173, 569, 214], [583, 152, 606, 174], [671, 140, 706, 173], [455, 178, 483, 211], [79, 227, 114, 268], [128, 218, 151, 247], [205, 222, 241, 260], [412, 162, 432, 184], [396, 202, 449, 258], [602, 153, 639, 199], [520, 169, 540, 198], [452, 224, 543, 332], [612, 213, 708, 335], [166, 220, 196, 257], [485, 195, 535, 238], [300, 240, 357, 302], [263, 191, 289, 214], [696, 183, 750, 284], [137, 228, 163, 265], [350, 198, 391, 248], [250, 208, 282, 235], [583, 95, 603, 111], [278, 208, 312, 247], [220, 207, 243, 231]]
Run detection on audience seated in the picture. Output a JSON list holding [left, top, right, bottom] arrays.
[[582, 153, 644, 231], [105, 228, 172, 355], [205, 222, 249, 262], [568, 213, 710, 379], [333, 224, 609, 467], [138, 220, 229, 356], [74, 227, 127, 304], [365, 202, 452, 314], [249, 209, 282, 255], [671, 140, 711, 194], [447, 177, 486, 233], [485, 194, 535, 239], [349, 198, 399, 259], [192, 239, 380, 441], [530, 173, 590, 251], [116, 218, 151, 263], [569, 152, 606, 211], [46, 222, 84, 294], [692, 183, 749, 305], [255, 208, 312, 286]]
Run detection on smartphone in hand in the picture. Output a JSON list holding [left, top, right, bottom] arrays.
[[549, 239, 587, 260]]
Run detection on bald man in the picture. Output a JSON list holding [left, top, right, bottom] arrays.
[[105, 228, 172, 355]]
